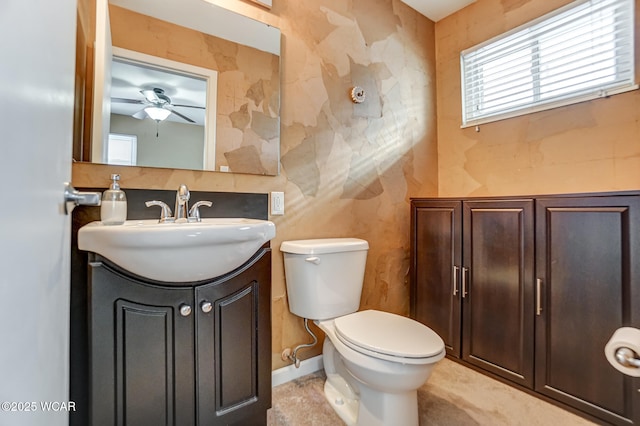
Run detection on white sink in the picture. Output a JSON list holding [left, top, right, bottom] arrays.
[[78, 218, 276, 282]]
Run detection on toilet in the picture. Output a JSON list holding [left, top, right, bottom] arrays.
[[280, 238, 445, 426]]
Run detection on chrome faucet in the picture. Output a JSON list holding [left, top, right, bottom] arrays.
[[174, 184, 190, 222], [146, 184, 212, 223]]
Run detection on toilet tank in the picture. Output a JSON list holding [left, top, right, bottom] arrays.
[[280, 238, 369, 320]]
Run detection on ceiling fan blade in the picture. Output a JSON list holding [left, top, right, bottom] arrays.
[[132, 109, 147, 120], [171, 103, 205, 110], [169, 109, 196, 123], [141, 89, 161, 104], [112, 97, 145, 105]]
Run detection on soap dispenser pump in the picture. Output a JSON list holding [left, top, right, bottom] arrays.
[[101, 174, 127, 225]]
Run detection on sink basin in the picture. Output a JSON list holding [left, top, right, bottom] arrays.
[[78, 218, 276, 282]]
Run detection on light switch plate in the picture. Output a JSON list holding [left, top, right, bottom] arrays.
[[271, 192, 284, 215]]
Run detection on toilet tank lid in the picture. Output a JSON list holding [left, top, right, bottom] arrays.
[[280, 238, 369, 254]]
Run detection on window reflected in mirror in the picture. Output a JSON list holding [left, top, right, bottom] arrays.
[[106, 133, 138, 166]]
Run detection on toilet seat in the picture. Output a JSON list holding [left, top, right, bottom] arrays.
[[333, 310, 445, 364]]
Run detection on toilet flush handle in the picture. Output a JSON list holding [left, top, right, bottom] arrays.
[[305, 256, 321, 265]]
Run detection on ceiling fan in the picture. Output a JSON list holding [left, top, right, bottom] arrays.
[[112, 87, 204, 123]]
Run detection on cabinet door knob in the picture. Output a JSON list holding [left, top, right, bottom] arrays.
[[201, 301, 213, 314], [179, 304, 192, 317]]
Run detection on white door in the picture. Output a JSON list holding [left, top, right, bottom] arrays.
[[0, 0, 77, 425]]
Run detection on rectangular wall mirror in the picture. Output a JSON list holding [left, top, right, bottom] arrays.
[[75, 0, 281, 176]]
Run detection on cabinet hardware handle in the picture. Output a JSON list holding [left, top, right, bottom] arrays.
[[461, 267, 468, 298], [179, 304, 192, 317], [201, 301, 213, 314], [452, 266, 459, 296], [536, 279, 542, 316]]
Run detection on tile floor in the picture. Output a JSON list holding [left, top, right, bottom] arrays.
[[268, 358, 597, 425]]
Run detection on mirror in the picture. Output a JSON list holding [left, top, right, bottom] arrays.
[[77, 0, 281, 175]]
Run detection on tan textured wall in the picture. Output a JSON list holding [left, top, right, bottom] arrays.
[[436, 0, 640, 197], [72, 0, 438, 369]]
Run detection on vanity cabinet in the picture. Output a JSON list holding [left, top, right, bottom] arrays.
[[411, 193, 640, 425], [88, 248, 271, 426], [410, 199, 535, 388]]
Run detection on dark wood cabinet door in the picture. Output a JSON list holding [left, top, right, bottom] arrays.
[[89, 260, 196, 426], [462, 200, 535, 388], [535, 195, 640, 425], [411, 200, 462, 357], [195, 249, 272, 426]]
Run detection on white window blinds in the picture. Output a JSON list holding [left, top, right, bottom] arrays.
[[461, 0, 636, 127]]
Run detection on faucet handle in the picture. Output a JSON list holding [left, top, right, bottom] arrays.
[[188, 201, 213, 223], [145, 200, 175, 223]]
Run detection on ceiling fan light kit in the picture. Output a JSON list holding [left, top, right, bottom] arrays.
[[144, 106, 172, 121], [113, 86, 202, 123]]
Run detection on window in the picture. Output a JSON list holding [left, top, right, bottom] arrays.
[[106, 133, 137, 166], [461, 0, 636, 127]]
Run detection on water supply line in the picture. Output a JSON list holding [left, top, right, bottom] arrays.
[[281, 318, 318, 368]]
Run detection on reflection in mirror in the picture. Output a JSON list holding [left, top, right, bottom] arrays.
[[77, 0, 281, 176], [105, 48, 217, 170]]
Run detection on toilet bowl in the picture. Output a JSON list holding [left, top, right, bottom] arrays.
[[280, 238, 445, 426], [318, 310, 445, 425]]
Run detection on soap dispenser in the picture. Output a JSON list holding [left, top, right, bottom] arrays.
[[101, 174, 127, 225]]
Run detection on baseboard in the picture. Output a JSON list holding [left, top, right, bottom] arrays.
[[272, 355, 324, 387]]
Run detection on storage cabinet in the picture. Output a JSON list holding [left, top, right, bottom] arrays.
[[410, 199, 534, 387], [535, 195, 640, 425], [462, 200, 535, 388], [411, 193, 640, 425], [88, 248, 271, 426], [410, 200, 461, 356]]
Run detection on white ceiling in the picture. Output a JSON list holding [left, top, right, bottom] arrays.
[[400, 0, 476, 22], [110, 0, 280, 55]]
